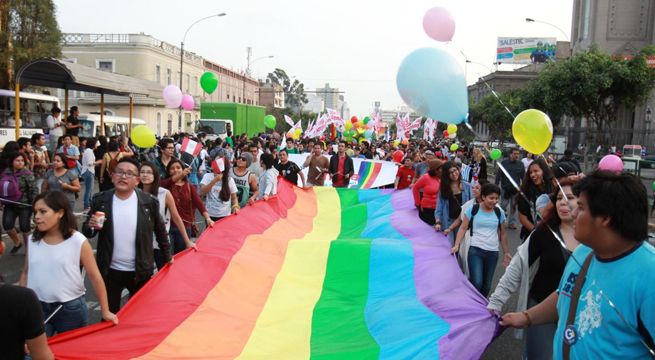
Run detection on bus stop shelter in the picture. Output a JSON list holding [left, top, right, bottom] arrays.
[[14, 58, 162, 139]]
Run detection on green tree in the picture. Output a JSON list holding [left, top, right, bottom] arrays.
[[469, 89, 523, 143], [521, 45, 655, 147], [0, 0, 62, 89], [266, 68, 308, 111]]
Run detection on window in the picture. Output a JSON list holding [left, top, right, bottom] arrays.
[[186, 74, 190, 92], [167, 113, 173, 135], [155, 65, 161, 83], [193, 76, 198, 95], [156, 112, 162, 135], [96, 59, 115, 72], [167, 69, 172, 85]]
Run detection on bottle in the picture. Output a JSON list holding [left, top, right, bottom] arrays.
[[94, 211, 106, 230]]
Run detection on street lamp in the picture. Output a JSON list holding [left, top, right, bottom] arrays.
[[242, 53, 273, 105], [179, 12, 226, 129]]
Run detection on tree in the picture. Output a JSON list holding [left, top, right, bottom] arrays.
[[0, 0, 62, 89], [521, 45, 655, 148], [469, 89, 523, 143], [266, 68, 308, 111]]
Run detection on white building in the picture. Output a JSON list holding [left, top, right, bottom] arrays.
[[303, 94, 325, 114]]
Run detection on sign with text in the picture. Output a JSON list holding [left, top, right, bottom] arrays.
[[496, 37, 558, 64]]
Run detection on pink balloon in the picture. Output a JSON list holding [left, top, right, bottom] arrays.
[[598, 154, 623, 172], [422, 7, 455, 42], [162, 85, 183, 108], [181, 94, 195, 111]]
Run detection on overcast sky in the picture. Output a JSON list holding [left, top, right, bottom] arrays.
[[53, 0, 573, 115]]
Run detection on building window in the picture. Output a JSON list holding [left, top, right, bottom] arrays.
[[186, 74, 190, 92], [155, 65, 161, 83], [96, 59, 115, 72], [156, 112, 162, 135], [167, 69, 172, 85], [193, 76, 198, 95], [167, 114, 173, 135]]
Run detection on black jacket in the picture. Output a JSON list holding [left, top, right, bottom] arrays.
[[82, 188, 172, 283], [328, 153, 354, 187]]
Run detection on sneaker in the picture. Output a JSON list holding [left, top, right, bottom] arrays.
[[10, 243, 23, 255]]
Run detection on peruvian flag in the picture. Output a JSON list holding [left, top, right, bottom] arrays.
[[180, 137, 202, 157], [211, 157, 225, 174]]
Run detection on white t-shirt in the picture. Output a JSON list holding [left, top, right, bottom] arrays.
[[521, 157, 533, 172], [46, 114, 63, 136], [200, 173, 237, 218], [111, 191, 138, 271], [81, 148, 96, 174], [27, 231, 87, 303], [464, 204, 506, 251]]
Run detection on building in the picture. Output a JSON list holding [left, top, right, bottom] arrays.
[[61, 33, 259, 135], [258, 79, 285, 109], [571, 0, 655, 148], [315, 83, 340, 110], [303, 94, 325, 114]]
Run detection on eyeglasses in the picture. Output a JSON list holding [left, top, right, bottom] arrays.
[[165, 146, 175, 150], [113, 170, 138, 179], [139, 170, 154, 175], [237, 157, 247, 161]]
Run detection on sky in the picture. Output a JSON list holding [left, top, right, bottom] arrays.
[[53, 0, 573, 115]]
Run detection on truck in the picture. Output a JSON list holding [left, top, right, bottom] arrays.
[[197, 103, 266, 141]]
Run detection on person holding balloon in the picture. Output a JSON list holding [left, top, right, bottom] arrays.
[[517, 158, 554, 240], [412, 159, 444, 225], [434, 162, 472, 244]]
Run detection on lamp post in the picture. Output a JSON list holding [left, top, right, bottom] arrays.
[[242, 52, 273, 105], [525, 17, 571, 56], [179, 12, 226, 130], [645, 106, 652, 149]]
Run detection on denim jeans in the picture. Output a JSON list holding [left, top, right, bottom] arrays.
[[500, 191, 518, 227], [525, 297, 556, 359], [81, 170, 95, 209], [467, 246, 499, 297], [169, 226, 191, 255], [41, 295, 88, 337]]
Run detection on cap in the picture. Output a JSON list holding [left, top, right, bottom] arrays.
[[240, 152, 253, 167]]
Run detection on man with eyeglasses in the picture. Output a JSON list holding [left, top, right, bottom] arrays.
[[83, 157, 172, 313], [154, 138, 177, 179]]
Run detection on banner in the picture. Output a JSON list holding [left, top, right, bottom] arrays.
[[496, 37, 557, 64], [287, 153, 398, 188], [48, 182, 497, 359]]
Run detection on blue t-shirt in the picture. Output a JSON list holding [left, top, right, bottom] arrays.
[[463, 205, 506, 251], [553, 243, 655, 359]]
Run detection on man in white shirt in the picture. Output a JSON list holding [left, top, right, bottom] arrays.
[[83, 157, 172, 313], [46, 107, 63, 158]]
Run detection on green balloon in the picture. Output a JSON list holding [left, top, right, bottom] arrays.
[[264, 115, 276, 129], [363, 116, 370, 124], [450, 144, 459, 152], [490, 148, 502, 161], [200, 72, 219, 94], [652, 181, 655, 191]]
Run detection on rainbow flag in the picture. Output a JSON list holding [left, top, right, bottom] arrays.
[[49, 181, 497, 359], [355, 161, 382, 189]]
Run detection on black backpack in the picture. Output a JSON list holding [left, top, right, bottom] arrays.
[[469, 203, 502, 236]]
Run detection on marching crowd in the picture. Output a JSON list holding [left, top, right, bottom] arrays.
[[0, 122, 653, 359]]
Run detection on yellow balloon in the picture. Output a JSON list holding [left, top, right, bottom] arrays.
[[294, 128, 302, 136], [447, 124, 458, 134], [393, 139, 400, 147], [512, 109, 553, 155], [345, 121, 353, 130], [130, 125, 156, 148]]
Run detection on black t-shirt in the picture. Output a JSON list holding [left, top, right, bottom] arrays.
[[518, 184, 552, 239], [448, 192, 463, 220], [0, 284, 46, 360], [527, 226, 571, 302], [66, 115, 80, 136], [275, 161, 301, 185]]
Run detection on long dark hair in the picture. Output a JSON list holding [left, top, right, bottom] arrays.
[[139, 161, 161, 196], [218, 157, 232, 202], [7, 152, 27, 171], [32, 191, 76, 241], [53, 153, 69, 170], [440, 161, 461, 198], [520, 158, 553, 200], [166, 158, 187, 183], [0, 141, 20, 172]]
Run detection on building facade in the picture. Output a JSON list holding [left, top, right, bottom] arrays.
[[61, 33, 259, 135], [303, 94, 325, 114], [315, 83, 340, 110], [258, 79, 285, 109]]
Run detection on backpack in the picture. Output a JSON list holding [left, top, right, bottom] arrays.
[[106, 152, 120, 175], [0, 170, 27, 202], [469, 203, 502, 236]]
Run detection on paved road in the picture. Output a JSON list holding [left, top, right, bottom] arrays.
[[0, 182, 525, 359]]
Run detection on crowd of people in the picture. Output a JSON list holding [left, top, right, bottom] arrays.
[[0, 122, 653, 360]]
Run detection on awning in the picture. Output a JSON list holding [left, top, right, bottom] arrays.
[[15, 58, 163, 98]]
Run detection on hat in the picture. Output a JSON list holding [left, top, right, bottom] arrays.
[[535, 194, 551, 212], [240, 152, 253, 167]]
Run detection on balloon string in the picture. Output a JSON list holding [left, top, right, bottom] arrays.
[[475, 72, 516, 118]]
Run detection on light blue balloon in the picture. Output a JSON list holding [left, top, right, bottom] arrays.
[[364, 130, 373, 138], [396, 46, 468, 124]]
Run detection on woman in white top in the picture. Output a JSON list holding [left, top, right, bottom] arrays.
[[19, 190, 118, 336], [200, 156, 240, 221], [81, 137, 101, 212], [138, 161, 194, 269]]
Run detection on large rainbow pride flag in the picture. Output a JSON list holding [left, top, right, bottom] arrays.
[[49, 181, 497, 359]]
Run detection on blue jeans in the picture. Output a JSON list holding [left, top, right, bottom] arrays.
[[41, 295, 88, 337], [169, 226, 191, 255], [81, 170, 95, 209], [467, 246, 499, 297]]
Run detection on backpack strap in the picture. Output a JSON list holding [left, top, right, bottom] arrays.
[[493, 206, 502, 232], [562, 252, 594, 359], [469, 203, 480, 236]]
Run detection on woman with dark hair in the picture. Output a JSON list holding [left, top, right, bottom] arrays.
[[43, 153, 81, 212], [517, 158, 554, 240], [0, 141, 20, 172], [161, 159, 214, 254], [257, 152, 279, 200], [99, 141, 123, 191], [451, 183, 511, 297], [489, 179, 580, 359], [19, 191, 117, 336], [2, 152, 38, 254], [94, 136, 108, 182], [412, 159, 444, 225], [200, 156, 240, 221], [139, 161, 193, 269], [435, 162, 472, 243]]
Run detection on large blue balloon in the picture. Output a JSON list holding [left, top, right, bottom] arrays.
[[396, 47, 468, 124]]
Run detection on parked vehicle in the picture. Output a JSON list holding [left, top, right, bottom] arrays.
[[198, 103, 266, 141]]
